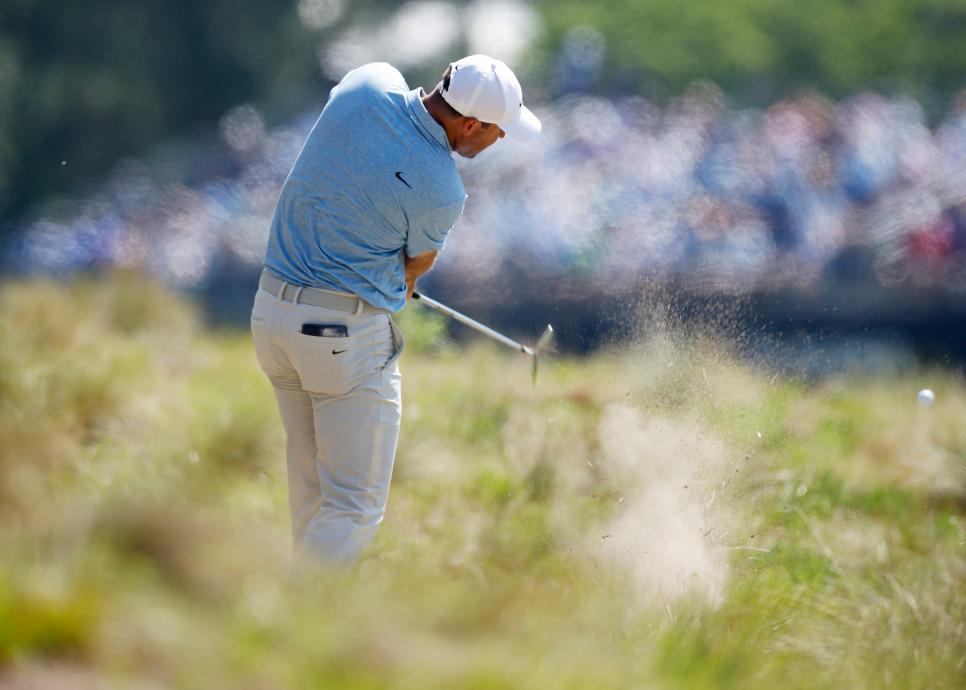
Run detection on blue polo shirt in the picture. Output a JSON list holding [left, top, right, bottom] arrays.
[[264, 63, 467, 312]]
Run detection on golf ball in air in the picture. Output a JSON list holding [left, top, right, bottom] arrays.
[[917, 389, 935, 406]]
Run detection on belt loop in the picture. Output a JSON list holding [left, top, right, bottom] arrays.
[[275, 280, 286, 301], [292, 286, 304, 305], [354, 298, 365, 317]]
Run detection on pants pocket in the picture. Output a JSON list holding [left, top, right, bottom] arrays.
[[383, 315, 405, 367], [290, 317, 394, 396]]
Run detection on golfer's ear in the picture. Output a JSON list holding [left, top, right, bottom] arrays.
[[462, 117, 481, 135]]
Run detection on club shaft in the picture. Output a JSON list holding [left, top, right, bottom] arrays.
[[412, 292, 532, 355]]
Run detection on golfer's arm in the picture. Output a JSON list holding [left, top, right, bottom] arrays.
[[404, 250, 438, 299]]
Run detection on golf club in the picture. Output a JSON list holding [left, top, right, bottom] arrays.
[[412, 292, 554, 383]]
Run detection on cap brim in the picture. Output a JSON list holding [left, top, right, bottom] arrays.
[[502, 105, 541, 141]]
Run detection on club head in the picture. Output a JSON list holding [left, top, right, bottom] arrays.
[[535, 324, 554, 356], [530, 324, 555, 384]]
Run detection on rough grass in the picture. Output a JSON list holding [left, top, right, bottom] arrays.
[[0, 275, 963, 689]]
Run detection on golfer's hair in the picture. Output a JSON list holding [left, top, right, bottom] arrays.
[[437, 65, 463, 119]]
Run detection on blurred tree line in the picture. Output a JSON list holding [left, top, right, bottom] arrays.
[[0, 0, 330, 235], [2, 0, 965, 235], [534, 0, 966, 106]]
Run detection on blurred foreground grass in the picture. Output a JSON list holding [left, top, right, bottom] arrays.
[[0, 275, 963, 689]]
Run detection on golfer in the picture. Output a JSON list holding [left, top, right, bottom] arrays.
[[251, 55, 541, 564]]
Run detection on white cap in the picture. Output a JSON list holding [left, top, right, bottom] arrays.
[[441, 54, 541, 140]]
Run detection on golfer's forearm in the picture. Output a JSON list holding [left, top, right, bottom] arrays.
[[404, 250, 437, 297], [404, 250, 437, 280]]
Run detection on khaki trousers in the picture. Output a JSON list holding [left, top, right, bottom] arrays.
[[250, 284, 404, 565]]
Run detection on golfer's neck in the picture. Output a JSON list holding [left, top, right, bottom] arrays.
[[422, 93, 459, 151]]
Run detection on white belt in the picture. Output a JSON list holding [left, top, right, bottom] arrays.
[[259, 270, 385, 316]]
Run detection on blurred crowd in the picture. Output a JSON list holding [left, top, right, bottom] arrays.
[[448, 85, 966, 297], [13, 85, 966, 302]]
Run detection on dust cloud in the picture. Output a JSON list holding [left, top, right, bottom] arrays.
[[591, 403, 738, 608]]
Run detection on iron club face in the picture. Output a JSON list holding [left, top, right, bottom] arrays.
[[530, 324, 554, 384]]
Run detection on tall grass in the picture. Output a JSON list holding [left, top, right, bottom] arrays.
[[0, 275, 963, 689]]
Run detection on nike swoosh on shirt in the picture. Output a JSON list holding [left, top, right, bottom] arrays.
[[395, 171, 413, 189], [331, 349, 347, 355]]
